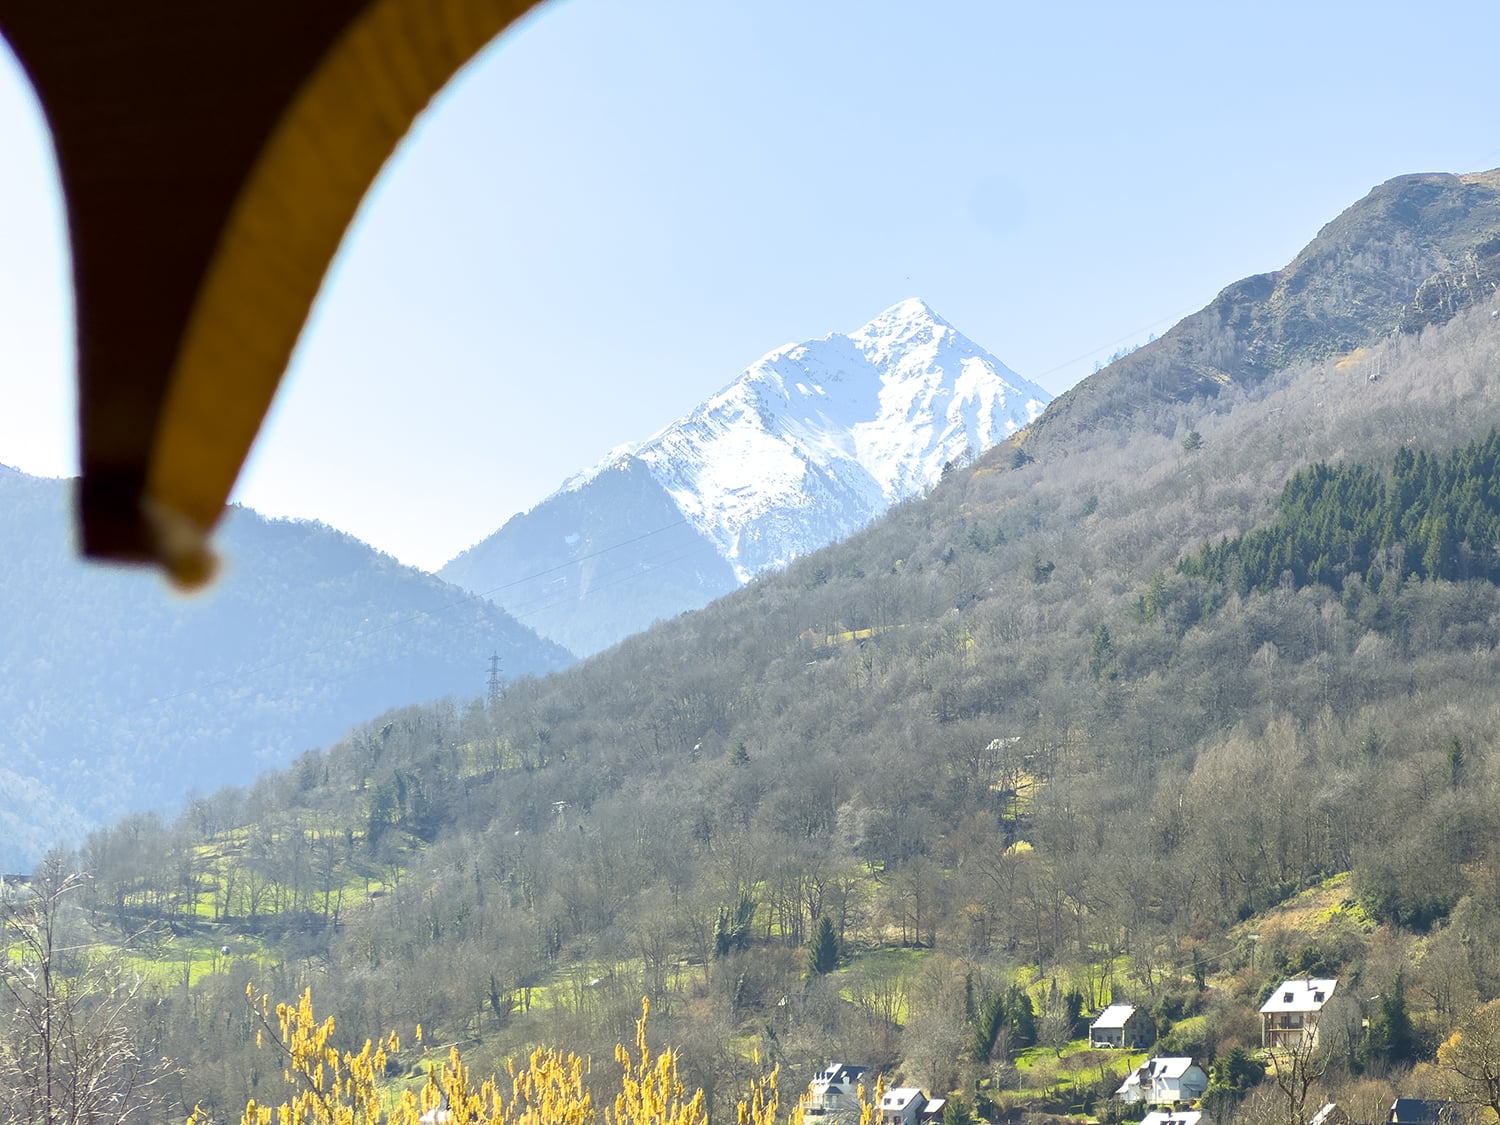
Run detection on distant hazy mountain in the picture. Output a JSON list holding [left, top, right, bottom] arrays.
[[440, 299, 1049, 655], [0, 468, 573, 869]]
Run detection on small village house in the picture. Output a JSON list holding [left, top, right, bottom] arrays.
[[806, 1064, 871, 1122], [919, 1099, 946, 1124], [880, 1088, 936, 1125], [1091, 1003, 1152, 1049], [1140, 1111, 1202, 1125], [1309, 1103, 1350, 1125], [1116, 1058, 1209, 1106], [1388, 1099, 1452, 1125], [1260, 979, 1336, 1050]]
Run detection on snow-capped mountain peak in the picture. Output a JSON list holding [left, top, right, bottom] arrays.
[[848, 297, 955, 363], [440, 301, 1051, 655], [629, 300, 1049, 579]]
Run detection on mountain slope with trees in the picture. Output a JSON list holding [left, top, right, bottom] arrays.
[[57, 291, 1500, 1121], [1181, 430, 1500, 593], [1027, 169, 1500, 449], [15, 171, 1500, 1124], [0, 470, 573, 869]]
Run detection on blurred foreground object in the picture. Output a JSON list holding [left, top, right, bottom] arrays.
[[0, 0, 540, 587]]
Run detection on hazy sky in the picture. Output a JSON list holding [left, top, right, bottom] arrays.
[[2, 0, 1498, 571]]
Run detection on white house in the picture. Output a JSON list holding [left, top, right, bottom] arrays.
[[1140, 1111, 1202, 1125], [880, 1088, 929, 1125], [1117, 1058, 1209, 1106], [806, 1064, 872, 1122], [1091, 1004, 1152, 1048], [1260, 979, 1336, 1049]]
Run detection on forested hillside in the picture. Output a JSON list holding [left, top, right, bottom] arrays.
[[13, 287, 1500, 1123], [11, 173, 1500, 1125], [0, 474, 573, 868], [1183, 431, 1500, 592]]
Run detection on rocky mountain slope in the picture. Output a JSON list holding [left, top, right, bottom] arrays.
[[1026, 169, 1500, 450], [0, 468, 572, 869], [440, 299, 1048, 655]]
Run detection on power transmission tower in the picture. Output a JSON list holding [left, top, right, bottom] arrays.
[[486, 651, 504, 709]]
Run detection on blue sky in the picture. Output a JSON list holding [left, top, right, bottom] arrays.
[[2, 0, 1499, 570]]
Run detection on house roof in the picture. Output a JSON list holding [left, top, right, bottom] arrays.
[[814, 1064, 869, 1090], [881, 1089, 926, 1111], [1310, 1103, 1349, 1125], [1141, 1112, 1201, 1125], [1148, 1058, 1200, 1080], [1092, 1004, 1138, 1029], [1260, 979, 1337, 1014], [1390, 1099, 1446, 1125], [1120, 1059, 1204, 1099]]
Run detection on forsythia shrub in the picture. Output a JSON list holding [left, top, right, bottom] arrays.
[[194, 989, 798, 1125]]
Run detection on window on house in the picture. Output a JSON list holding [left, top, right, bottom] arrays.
[[1284, 991, 1294, 1002]]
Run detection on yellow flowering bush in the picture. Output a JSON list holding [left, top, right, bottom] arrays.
[[195, 991, 793, 1125]]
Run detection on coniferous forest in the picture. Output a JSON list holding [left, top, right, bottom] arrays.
[[1183, 430, 1500, 594]]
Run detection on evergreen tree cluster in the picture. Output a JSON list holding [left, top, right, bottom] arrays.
[[1201, 1047, 1265, 1116], [1183, 428, 1500, 593], [1358, 973, 1417, 1074], [970, 985, 1036, 1062]]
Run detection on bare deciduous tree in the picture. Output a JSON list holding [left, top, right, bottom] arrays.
[[1265, 1038, 1330, 1125], [0, 854, 167, 1125], [1437, 999, 1500, 1123]]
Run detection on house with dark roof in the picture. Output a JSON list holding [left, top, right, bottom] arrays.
[[806, 1064, 872, 1122], [1388, 1099, 1451, 1125]]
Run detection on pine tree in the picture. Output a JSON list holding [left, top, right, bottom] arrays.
[[1089, 625, 1115, 682], [1360, 973, 1416, 1073], [809, 916, 839, 975], [1203, 1048, 1265, 1116], [971, 992, 1007, 1062], [1007, 985, 1037, 1047]]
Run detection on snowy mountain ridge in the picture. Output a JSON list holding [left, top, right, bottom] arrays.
[[569, 298, 1049, 580], [439, 299, 1049, 654]]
